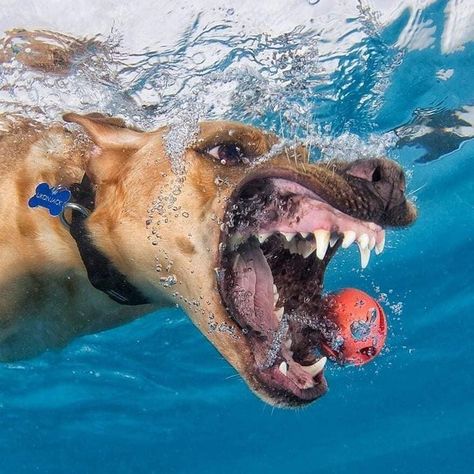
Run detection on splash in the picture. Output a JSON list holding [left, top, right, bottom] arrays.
[[0, 7, 403, 160]]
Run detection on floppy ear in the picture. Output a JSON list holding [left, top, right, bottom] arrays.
[[63, 112, 146, 183], [63, 112, 145, 150]]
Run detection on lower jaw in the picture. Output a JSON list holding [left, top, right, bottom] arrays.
[[219, 237, 333, 404], [257, 363, 328, 406]]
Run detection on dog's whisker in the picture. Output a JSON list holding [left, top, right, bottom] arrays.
[[224, 373, 240, 380], [406, 183, 427, 197]]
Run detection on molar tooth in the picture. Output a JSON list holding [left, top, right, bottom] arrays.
[[299, 232, 309, 239], [229, 233, 245, 249], [341, 230, 356, 248], [375, 231, 385, 255], [275, 307, 284, 321], [302, 357, 327, 377], [284, 338, 292, 350], [282, 232, 296, 242], [289, 240, 298, 254], [314, 229, 330, 260], [278, 361, 288, 376], [301, 242, 316, 258], [257, 232, 271, 244]]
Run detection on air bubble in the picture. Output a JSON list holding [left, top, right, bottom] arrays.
[[160, 275, 177, 287]]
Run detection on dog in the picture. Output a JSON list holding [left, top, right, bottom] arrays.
[[0, 31, 417, 407]]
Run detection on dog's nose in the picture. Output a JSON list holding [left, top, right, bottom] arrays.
[[345, 158, 408, 215]]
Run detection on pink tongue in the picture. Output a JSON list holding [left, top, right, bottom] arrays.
[[231, 245, 278, 334]]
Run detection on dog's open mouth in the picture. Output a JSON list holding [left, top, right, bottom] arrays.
[[217, 174, 386, 406]]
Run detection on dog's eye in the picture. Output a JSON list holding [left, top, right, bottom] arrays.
[[207, 144, 249, 165]]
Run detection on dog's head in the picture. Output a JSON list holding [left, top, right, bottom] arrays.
[[64, 113, 417, 407]]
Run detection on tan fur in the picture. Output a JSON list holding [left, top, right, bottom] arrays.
[[0, 111, 417, 404]]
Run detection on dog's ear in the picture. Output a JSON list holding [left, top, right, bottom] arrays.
[[63, 112, 146, 184], [63, 112, 145, 150]]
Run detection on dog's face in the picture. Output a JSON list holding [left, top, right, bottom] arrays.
[[65, 113, 417, 407]]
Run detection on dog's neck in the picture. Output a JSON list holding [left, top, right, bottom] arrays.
[[1, 123, 166, 309], [67, 175, 151, 305]]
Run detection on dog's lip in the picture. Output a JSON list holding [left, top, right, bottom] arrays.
[[259, 364, 328, 405], [216, 167, 385, 405], [216, 168, 334, 405]]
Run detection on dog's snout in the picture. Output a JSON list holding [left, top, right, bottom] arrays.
[[346, 159, 405, 189], [346, 158, 407, 202], [342, 158, 415, 226]]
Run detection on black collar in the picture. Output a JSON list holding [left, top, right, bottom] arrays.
[[68, 176, 151, 306]]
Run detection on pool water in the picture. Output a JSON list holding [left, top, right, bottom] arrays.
[[0, 0, 473, 472]]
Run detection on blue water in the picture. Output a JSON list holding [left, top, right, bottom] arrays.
[[1, 1, 473, 473]]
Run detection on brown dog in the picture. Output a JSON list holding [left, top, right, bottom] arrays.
[[0, 31, 417, 407]]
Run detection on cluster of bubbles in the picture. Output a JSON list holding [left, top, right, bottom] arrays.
[[0, 8, 409, 338], [0, 5, 402, 159]]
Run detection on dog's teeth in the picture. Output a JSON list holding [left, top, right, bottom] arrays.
[[289, 240, 298, 254], [302, 357, 327, 377], [282, 232, 296, 242], [375, 231, 385, 255], [273, 284, 278, 295], [274, 291, 279, 305], [279, 361, 288, 376], [357, 233, 370, 249], [257, 232, 271, 244], [329, 233, 339, 248], [369, 235, 376, 251], [314, 230, 330, 260], [357, 234, 371, 268], [301, 241, 316, 258], [229, 233, 244, 249], [299, 232, 309, 238], [284, 338, 292, 349], [275, 307, 284, 321], [357, 243, 371, 269], [341, 230, 356, 248]]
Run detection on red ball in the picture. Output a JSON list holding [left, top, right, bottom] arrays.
[[319, 288, 387, 366]]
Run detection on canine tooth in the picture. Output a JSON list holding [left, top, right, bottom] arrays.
[[314, 230, 330, 260], [279, 361, 288, 376], [341, 230, 356, 248], [302, 357, 327, 376], [358, 244, 371, 269], [375, 231, 385, 255], [329, 234, 339, 247], [257, 233, 271, 244], [275, 307, 284, 321], [282, 232, 296, 242], [273, 284, 278, 295], [358, 233, 369, 249]]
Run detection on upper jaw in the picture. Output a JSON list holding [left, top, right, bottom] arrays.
[[226, 176, 386, 269], [214, 161, 416, 406]]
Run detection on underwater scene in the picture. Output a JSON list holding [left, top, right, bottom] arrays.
[[0, 0, 473, 472]]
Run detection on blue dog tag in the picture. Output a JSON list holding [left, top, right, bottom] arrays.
[[28, 183, 71, 216]]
